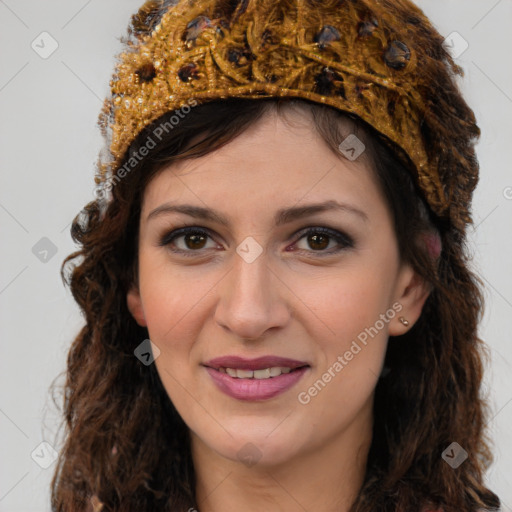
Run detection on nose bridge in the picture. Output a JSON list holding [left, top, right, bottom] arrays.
[[214, 247, 289, 339], [233, 247, 271, 302]]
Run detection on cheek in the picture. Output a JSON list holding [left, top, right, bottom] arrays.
[[138, 252, 213, 343], [300, 263, 396, 348], [293, 256, 396, 407], [293, 284, 390, 439], [139, 263, 210, 411]]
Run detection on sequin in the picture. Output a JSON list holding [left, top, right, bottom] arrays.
[[314, 25, 341, 49], [178, 63, 200, 82], [314, 67, 345, 98], [185, 15, 213, 42], [357, 18, 378, 37], [261, 29, 278, 50], [383, 40, 411, 70], [227, 47, 253, 66], [130, 3, 164, 39], [135, 63, 156, 82]]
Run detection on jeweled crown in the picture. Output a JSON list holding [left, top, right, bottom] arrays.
[[96, 0, 481, 228]]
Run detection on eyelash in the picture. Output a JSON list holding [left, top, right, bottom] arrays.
[[158, 225, 354, 257]]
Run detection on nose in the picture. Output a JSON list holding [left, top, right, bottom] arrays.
[[214, 250, 291, 341]]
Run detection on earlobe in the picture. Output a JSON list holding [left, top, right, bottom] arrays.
[[389, 265, 431, 336], [127, 285, 147, 327]]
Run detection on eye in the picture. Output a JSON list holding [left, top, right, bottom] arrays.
[[292, 226, 354, 255], [158, 226, 219, 255], [158, 225, 354, 257]]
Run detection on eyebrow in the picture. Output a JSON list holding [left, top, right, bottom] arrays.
[[146, 199, 368, 226]]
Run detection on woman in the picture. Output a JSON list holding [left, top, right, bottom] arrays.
[[50, 0, 502, 510]]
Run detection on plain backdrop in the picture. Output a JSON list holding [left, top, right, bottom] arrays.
[[0, 1, 511, 510]]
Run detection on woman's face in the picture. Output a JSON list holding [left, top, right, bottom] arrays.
[[128, 107, 428, 469]]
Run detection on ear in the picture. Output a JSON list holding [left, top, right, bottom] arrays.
[[388, 264, 431, 336], [127, 284, 147, 327]]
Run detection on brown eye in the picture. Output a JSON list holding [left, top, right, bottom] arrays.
[[307, 233, 330, 251], [159, 227, 217, 255], [183, 232, 208, 250], [294, 227, 354, 255]]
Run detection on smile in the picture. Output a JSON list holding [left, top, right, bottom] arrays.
[[203, 355, 310, 401], [205, 366, 311, 401], [219, 366, 293, 379]]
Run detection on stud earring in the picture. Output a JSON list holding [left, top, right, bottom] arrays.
[[399, 316, 409, 327]]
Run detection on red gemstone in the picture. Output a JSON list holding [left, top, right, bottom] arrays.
[[135, 63, 156, 82], [315, 67, 345, 98], [178, 63, 200, 82]]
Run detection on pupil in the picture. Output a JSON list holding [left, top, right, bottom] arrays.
[[309, 233, 329, 250], [186, 233, 206, 249]]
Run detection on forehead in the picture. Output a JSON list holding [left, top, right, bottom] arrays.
[[140, 108, 384, 223]]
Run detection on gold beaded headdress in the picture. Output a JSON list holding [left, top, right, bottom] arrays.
[[96, 0, 481, 229]]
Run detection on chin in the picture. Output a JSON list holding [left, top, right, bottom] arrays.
[[205, 426, 307, 468]]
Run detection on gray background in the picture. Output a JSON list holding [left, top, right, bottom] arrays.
[[0, 0, 511, 510]]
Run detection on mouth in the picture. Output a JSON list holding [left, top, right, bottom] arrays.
[[216, 366, 306, 379], [202, 355, 310, 401]]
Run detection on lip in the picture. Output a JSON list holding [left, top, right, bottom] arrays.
[[204, 366, 310, 401], [203, 355, 309, 371]]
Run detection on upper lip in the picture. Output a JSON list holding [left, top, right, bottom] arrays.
[[203, 356, 310, 371]]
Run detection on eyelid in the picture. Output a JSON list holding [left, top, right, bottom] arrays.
[[293, 225, 354, 248], [157, 225, 220, 254]]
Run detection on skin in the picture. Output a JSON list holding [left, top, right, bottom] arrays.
[[127, 105, 430, 512]]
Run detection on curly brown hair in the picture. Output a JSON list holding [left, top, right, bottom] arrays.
[[49, 94, 501, 512]]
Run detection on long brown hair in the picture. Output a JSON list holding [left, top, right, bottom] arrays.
[[50, 97, 501, 512]]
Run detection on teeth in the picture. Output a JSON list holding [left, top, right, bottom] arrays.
[[220, 366, 299, 379], [253, 368, 270, 379], [225, 367, 237, 377], [269, 367, 282, 377]]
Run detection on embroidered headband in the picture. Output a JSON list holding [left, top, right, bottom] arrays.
[[96, 0, 481, 230]]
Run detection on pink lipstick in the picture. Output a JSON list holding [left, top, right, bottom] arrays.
[[203, 355, 310, 401]]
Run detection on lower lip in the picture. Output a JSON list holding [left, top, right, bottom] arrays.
[[204, 366, 309, 401]]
